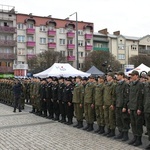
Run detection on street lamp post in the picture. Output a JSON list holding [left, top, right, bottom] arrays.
[[69, 12, 79, 69]]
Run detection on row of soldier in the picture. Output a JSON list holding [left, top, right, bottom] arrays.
[[0, 70, 150, 149]]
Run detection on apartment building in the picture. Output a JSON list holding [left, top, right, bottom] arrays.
[[16, 13, 93, 71], [0, 5, 16, 77]]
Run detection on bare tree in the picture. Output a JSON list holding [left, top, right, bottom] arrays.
[[83, 51, 121, 73]]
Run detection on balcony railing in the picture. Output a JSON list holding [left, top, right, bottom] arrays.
[[0, 66, 13, 73], [26, 28, 35, 34], [48, 42, 56, 49], [48, 30, 56, 36], [26, 41, 35, 47], [67, 32, 75, 38], [0, 26, 16, 33], [139, 49, 150, 54], [67, 44, 75, 49], [85, 33, 93, 39], [0, 53, 16, 60], [67, 56, 75, 61], [93, 47, 109, 51], [85, 45, 93, 50], [26, 54, 36, 59], [0, 40, 16, 47]]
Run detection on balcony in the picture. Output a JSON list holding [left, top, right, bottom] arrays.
[[139, 49, 150, 55], [48, 42, 56, 49], [0, 26, 16, 33], [26, 54, 36, 59], [85, 34, 93, 39], [48, 30, 56, 36], [26, 41, 35, 47], [67, 32, 75, 38], [85, 45, 93, 50], [93, 47, 109, 52], [0, 66, 13, 73], [26, 28, 35, 34], [0, 40, 16, 47], [0, 53, 16, 60], [67, 44, 75, 49], [67, 56, 75, 61]]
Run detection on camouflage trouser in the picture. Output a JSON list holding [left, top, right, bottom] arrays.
[[145, 113, 150, 141], [104, 105, 116, 129], [74, 103, 83, 121], [84, 103, 94, 124], [116, 107, 130, 132], [95, 105, 105, 126], [130, 110, 143, 136]]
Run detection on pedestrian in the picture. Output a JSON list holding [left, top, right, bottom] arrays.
[[13, 79, 22, 112]]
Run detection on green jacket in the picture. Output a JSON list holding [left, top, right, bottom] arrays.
[[128, 80, 144, 111], [94, 83, 104, 106], [103, 81, 116, 106], [72, 83, 84, 104], [115, 80, 129, 108], [144, 81, 150, 113], [84, 82, 95, 104]]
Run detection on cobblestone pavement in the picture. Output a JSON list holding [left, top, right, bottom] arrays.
[[0, 103, 146, 150]]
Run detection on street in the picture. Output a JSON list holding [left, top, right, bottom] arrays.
[[0, 103, 147, 150]]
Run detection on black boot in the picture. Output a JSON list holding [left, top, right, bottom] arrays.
[[94, 126, 101, 133], [99, 126, 105, 134], [13, 108, 16, 113], [83, 123, 90, 130], [107, 129, 115, 137], [114, 131, 123, 139], [61, 117, 66, 123], [77, 121, 83, 129], [122, 131, 129, 141], [133, 136, 142, 146], [43, 111, 47, 117], [145, 143, 150, 149], [73, 121, 79, 127], [128, 135, 137, 145], [103, 128, 111, 136], [66, 118, 73, 125], [87, 124, 94, 132]]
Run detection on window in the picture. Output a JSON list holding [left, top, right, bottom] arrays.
[[59, 28, 65, 33], [78, 40, 84, 46], [40, 38, 46, 44], [94, 43, 102, 48], [4, 22, 9, 27], [59, 39, 65, 45], [78, 52, 84, 57], [17, 23, 24, 29], [78, 30, 83, 35], [131, 45, 137, 50], [85, 52, 89, 57], [39, 49, 46, 53], [40, 25, 46, 32], [67, 39, 73, 44], [27, 36, 34, 41], [48, 38, 54, 43], [68, 51, 73, 56], [60, 51, 65, 57], [27, 48, 34, 54], [79, 63, 83, 69], [48, 26, 55, 30], [27, 23, 34, 28], [17, 35, 25, 42], [118, 54, 125, 60], [85, 40, 91, 45], [118, 45, 125, 50], [4, 48, 12, 53], [18, 48, 25, 55]]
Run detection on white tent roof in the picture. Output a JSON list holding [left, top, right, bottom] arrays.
[[126, 63, 150, 76], [33, 63, 91, 78]]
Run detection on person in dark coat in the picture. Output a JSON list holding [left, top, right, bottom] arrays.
[[13, 79, 23, 112]]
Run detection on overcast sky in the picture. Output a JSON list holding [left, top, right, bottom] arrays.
[[1, 0, 150, 37]]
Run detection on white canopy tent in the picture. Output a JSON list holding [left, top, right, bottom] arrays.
[[33, 63, 91, 78], [126, 63, 150, 76]]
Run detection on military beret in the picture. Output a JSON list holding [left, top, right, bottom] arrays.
[[107, 72, 114, 78], [129, 70, 139, 76]]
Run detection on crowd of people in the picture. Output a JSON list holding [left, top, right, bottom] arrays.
[[0, 70, 150, 149]]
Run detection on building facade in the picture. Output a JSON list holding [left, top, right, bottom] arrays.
[[16, 13, 93, 70], [0, 5, 16, 77]]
